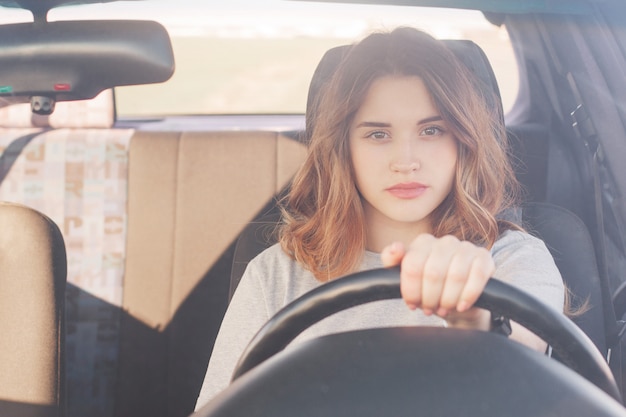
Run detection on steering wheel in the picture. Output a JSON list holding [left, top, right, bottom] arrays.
[[231, 267, 620, 401]]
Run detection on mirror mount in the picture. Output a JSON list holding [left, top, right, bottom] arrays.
[[6, 0, 56, 23], [30, 96, 55, 116]]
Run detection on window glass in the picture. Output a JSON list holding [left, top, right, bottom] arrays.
[[41, 1, 518, 116]]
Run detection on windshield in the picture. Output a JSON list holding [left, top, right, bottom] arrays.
[[5, 0, 516, 118]]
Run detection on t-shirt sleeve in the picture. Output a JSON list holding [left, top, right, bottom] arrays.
[[194, 259, 271, 410], [492, 230, 565, 314]]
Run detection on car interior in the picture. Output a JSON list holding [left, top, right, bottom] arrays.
[[1, 0, 626, 416]]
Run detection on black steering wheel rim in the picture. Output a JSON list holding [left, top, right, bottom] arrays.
[[231, 266, 621, 402]]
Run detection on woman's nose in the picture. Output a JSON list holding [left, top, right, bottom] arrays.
[[390, 139, 420, 172], [391, 160, 420, 172]]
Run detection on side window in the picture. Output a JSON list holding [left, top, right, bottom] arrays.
[[467, 25, 518, 115]]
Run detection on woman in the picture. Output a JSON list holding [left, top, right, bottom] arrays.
[[195, 27, 564, 408]]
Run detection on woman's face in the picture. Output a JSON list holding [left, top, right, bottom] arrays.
[[349, 75, 458, 246]]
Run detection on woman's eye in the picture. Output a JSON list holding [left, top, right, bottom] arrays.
[[367, 131, 390, 140], [421, 126, 444, 136]]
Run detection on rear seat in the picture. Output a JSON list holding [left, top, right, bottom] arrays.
[[0, 89, 134, 416], [0, 92, 307, 417]]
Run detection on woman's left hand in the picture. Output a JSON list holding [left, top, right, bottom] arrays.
[[380, 233, 494, 330]]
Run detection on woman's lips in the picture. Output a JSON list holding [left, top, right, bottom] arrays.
[[386, 182, 427, 199]]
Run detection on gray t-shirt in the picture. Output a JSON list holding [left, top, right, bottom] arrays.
[[195, 229, 564, 409]]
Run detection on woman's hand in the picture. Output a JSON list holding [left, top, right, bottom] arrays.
[[381, 233, 549, 351], [380, 234, 494, 330]]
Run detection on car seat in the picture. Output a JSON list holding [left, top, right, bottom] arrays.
[[228, 39, 610, 361], [0, 202, 66, 417]]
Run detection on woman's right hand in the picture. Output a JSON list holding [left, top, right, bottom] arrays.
[[380, 233, 494, 324]]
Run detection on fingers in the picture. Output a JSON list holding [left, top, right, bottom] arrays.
[[457, 249, 495, 312], [408, 234, 449, 315], [386, 234, 495, 317], [439, 242, 494, 313], [399, 236, 433, 311], [380, 241, 407, 267]]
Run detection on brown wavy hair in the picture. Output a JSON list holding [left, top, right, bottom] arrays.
[[279, 27, 521, 281]]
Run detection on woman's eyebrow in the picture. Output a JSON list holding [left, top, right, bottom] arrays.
[[354, 121, 390, 128], [354, 115, 443, 129], [418, 115, 443, 124]]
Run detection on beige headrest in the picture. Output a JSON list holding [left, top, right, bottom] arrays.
[[0, 89, 115, 129]]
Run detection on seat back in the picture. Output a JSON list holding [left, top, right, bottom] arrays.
[[522, 202, 607, 355], [0, 202, 66, 417], [0, 90, 135, 417]]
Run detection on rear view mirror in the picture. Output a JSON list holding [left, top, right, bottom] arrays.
[[0, 19, 175, 114]]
